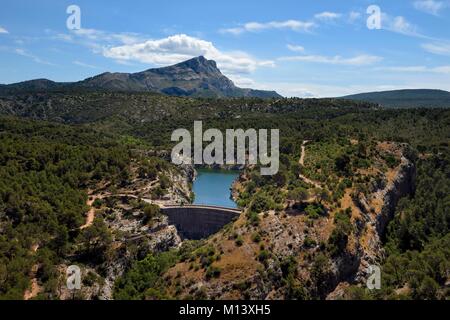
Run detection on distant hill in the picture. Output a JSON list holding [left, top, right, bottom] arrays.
[[0, 56, 281, 99], [0, 91, 375, 125], [341, 89, 450, 108]]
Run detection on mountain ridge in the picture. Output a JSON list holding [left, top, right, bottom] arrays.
[[341, 89, 450, 108], [0, 56, 282, 99]]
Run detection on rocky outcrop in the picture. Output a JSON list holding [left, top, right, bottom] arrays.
[[328, 144, 416, 297], [165, 166, 195, 204], [375, 155, 416, 236], [357, 152, 415, 280], [99, 221, 182, 300]]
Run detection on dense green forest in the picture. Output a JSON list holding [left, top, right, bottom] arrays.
[[0, 117, 132, 299], [343, 153, 450, 299], [381, 153, 449, 299]]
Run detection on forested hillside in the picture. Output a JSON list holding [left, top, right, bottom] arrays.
[[0, 117, 132, 298], [0, 92, 448, 300], [342, 89, 450, 108]]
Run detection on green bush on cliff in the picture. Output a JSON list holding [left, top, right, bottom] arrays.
[[114, 250, 178, 300]]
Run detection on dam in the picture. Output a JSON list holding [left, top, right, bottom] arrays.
[[160, 169, 241, 240], [161, 205, 240, 240]]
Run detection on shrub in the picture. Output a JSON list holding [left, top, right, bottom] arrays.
[[235, 236, 243, 247], [303, 236, 317, 248], [159, 174, 171, 189], [258, 250, 270, 263], [327, 209, 353, 256], [205, 266, 221, 280], [250, 193, 272, 213], [142, 204, 160, 224], [251, 232, 262, 243], [92, 198, 103, 208]]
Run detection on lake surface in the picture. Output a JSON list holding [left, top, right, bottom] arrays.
[[192, 169, 239, 208]]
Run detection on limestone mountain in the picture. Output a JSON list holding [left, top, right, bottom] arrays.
[[0, 56, 281, 99]]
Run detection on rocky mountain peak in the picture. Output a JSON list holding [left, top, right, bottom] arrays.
[[0, 56, 282, 98], [165, 56, 220, 75]]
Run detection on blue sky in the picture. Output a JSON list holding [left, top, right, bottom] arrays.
[[1, 0, 450, 97]]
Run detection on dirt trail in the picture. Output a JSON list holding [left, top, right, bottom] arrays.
[[80, 191, 164, 230], [24, 274, 41, 300], [80, 195, 100, 230], [299, 140, 322, 189], [299, 140, 309, 166], [80, 177, 162, 230], [23, 244, 41, 300]]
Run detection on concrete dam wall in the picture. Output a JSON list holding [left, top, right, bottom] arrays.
[[161, 205, 240, 240]]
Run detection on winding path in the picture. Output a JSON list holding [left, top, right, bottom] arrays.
[[23, 244, 41, 300], [298, 140, 322, 189], [80, 195, 100, 229], [299, 140, 309, 166]]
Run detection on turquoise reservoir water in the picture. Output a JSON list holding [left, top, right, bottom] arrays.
[[192, 169, 239, 208]]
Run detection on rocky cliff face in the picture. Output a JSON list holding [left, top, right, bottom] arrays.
[[354, 150, 416, 283], [375, 156, 416, 236], [55, 159, 196, 300], [329, 143, 417, 296], [98, 220, 182, 300]]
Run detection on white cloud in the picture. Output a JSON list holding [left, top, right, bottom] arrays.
[[287, 44, 305, 53], [414, 0, 447, 15], [279, 54, 382, 66], [72, 28, 142, 44], [54, 33, 73, 42], [380, 65, 450, 74], [432, 66, 450, 73], [219, 27, 244, 35], [227, 71, 450, 98], [0, 26, 8, 34], [220, 19, 316, 35], [227, 75, 256, 87], [53, 28, 146, 50], [245, 20, 315, 32], [314, 12, 342, 21], [380, 66, 428, 72], [244, 81, 416, 98], [73, 60, 99, 69], [382, 14, 422, 37], [15, 48, 55, 66], [255, 79, 450, 98], [422, 42, 450, 56], [348, 11, 362, 23], [56, 29, 275, 74], [102, 34, 275, 75]]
